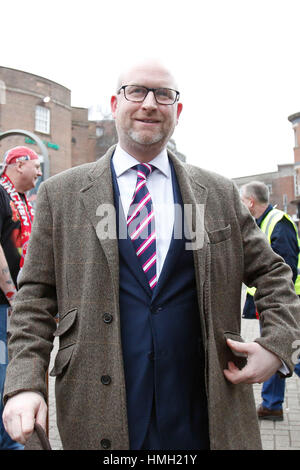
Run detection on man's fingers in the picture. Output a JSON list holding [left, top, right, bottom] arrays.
[[20, 410, 36, 442], [4, 413, 23, 444], [35, 398, 48, 431], [3, 409, 35, 445], [224, 340, 282, 384], [227, 361, 238, 373], [223, 362, 254, 384], [2, 391, 47, 444], [223, 361, 247, 384]]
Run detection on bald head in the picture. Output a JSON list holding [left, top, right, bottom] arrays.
[[116, 59, 179, 92]]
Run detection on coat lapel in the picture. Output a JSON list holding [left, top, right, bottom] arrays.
[[79, 147, 119, 291], [167, 152, 209, 293], [153, 152, 209, 301]]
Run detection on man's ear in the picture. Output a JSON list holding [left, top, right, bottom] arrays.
[[16, 161, 24, 173], [176, 102, 183, 124], [111, 95, 118, 117]]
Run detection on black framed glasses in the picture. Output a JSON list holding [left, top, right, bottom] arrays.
[[118, 85, 180, 105]]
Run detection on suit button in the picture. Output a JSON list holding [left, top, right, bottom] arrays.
[[101, 375, 111, 385], [103, 313, 113, 324], [151, 305, 163, 314], [101, 439, 111, 449]]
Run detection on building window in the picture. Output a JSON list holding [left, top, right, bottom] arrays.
[[294, 128, 299, 148], [283, 194, 288, 213], [96, 127, 104, 137], [294, 169, 300, 197], [266, 183, 272, 195], [0, 80, 6, 105], [35, 105, 50, 134]]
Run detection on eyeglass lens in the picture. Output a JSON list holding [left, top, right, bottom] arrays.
[[124, 86, 177, 104]]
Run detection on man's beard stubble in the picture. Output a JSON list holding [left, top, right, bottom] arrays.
[[128, 129, 166, 146]]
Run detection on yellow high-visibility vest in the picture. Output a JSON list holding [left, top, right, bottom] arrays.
[[247, 208, 300, 296]]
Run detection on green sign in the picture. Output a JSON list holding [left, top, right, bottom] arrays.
[[25, 137, 59, 151]]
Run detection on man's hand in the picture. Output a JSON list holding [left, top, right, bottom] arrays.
[[223, 339, 282, 384], [2, 391, 47, 445]]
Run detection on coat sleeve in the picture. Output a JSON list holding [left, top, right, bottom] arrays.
[[3, 182, 58, 402], [233, 183, 300, 375]]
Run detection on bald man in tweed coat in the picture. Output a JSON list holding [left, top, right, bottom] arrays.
[[3, 61, 300, 450]]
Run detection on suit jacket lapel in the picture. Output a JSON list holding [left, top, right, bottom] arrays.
[[110, 161, 153, 296], [152, 160, 185, 301]]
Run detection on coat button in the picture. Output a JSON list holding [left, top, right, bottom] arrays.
[[151, 305, 163, 314], [101, 375, 111, 385], [101, 438, 111, 449], [103, 313, 113, 324]]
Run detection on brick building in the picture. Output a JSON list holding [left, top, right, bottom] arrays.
[[0, 66, 72, 176], [71, 107, 118, 166], [233, 112, 300, 226], [289, 112, 300, 218], [0, 66, 120, 179]]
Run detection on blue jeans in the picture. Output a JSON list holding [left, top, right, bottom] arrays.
[[262, 361, 300, 410], [0, 304, 23, 450]]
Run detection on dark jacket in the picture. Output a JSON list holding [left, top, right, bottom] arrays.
[[243, 204, 299, 318]]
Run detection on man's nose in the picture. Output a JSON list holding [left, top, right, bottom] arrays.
[[142, 91, 158, 109]]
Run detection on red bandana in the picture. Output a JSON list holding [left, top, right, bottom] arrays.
[[0, 174, 34, 267]]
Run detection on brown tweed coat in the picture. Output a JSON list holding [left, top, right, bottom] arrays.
[[4, 146, 300, 450]]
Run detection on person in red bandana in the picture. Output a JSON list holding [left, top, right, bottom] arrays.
[[0, 146, 42, 450]]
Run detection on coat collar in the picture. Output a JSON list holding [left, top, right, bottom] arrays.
[[169, 154, 209, 294], [79, 146, 119, 291]]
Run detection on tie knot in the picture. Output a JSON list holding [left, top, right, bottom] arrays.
[[134, 163, 154, 180]]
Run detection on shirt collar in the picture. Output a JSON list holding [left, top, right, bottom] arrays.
[[256, 204, 273, 226], [112, 144, 171, 178]]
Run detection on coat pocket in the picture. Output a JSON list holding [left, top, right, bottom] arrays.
[[207, 225, 231, 285], [224, 331, 247, 369], [207, 224, 231, 244], [54, 308, 77, 337], [50, 308, 77, 377], [50, 343, 75, 377]]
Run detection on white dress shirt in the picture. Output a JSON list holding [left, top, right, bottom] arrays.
[[112, 144, 174, 279]]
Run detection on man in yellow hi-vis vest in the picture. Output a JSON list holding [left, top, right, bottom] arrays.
[[240, 181, 300, 422]]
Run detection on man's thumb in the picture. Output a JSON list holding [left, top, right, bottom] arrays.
[[227, 338, 248, 357]]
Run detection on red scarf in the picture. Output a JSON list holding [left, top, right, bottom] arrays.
[[0, 173, 34, 268]]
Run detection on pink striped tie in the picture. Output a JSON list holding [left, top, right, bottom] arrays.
[[127, 163, 157, 290]]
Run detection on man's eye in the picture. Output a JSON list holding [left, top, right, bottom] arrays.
[[156, 88, 173, 99], [128, 87, 145, 95], [156, 89, 168, 96]]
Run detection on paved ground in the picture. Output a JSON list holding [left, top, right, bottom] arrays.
[[48, 317, 300, 450], [241, 318, 300, 450]]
